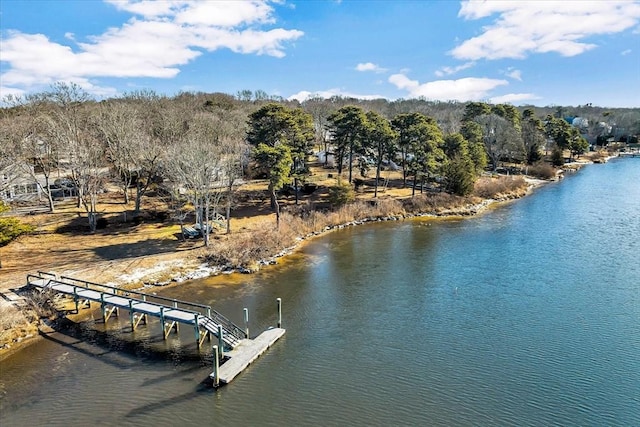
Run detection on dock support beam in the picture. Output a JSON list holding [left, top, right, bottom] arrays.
[[244, 308, 249, 338], [212, 345, 220, 388], [129, 300, 146, 331], [217, 325, 224, 359], [160, 307, 166, 339], [195, 314, 210, 348], [277, 298, 282, 328]]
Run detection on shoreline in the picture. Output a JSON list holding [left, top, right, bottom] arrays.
[[0, 174, 553, 361]]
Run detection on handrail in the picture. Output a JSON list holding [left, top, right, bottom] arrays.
[[28, 272, 247, 343], [207, 310, 247, 340], [58, 275, 211, 314]]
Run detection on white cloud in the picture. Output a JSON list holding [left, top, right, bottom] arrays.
[[490, 93, 540, 104], [288, 88, 384, 102], [104, 0, 188, 18], [434, 61, 475, 77], [452, 1, 640, 60], [355, 62, 387, 73], [389, 73, 508, 102], [503, 67, 522, 81], [621, 49, 632, 56], [0, 0, 303, 97], [0, 86, 26, 100]]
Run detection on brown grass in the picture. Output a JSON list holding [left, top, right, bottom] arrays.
[[0, 304, 38, 348], [526, 162, 557, 180], [473, 176, 528, 199]]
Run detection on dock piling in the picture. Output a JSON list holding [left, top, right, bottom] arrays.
[[212, 345, 220, 387], [277, 298, 282, 328], [243, 308, 249, 338], [218, 325, 224, 359]]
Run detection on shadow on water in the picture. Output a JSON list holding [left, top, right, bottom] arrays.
[[38, 316, 211, 371], [124, 382, 214, 419]]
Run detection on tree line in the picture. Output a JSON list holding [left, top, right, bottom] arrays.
[[1, 84, 638, 240]]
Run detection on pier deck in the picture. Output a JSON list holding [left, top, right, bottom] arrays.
[[213, 327, 286, 385]]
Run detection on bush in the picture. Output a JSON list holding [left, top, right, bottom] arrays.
[[526, 162, 557, 180], [551, 147, 564, 166], [328, 181, 355, 207], [0, 203, 35, 246], [473, 176, 527, 199]]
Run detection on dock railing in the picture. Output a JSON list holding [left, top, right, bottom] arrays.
[[26, 271, 248, 343]]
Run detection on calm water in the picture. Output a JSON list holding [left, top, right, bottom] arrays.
[[2, 159, 639, 426]]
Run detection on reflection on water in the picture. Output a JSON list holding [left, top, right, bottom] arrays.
[[2, 159, 639, 426]]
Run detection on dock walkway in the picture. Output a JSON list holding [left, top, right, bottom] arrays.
[[27, 272, 246, 349]]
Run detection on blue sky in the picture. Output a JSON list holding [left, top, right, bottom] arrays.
[[1, 0, 639, 107]]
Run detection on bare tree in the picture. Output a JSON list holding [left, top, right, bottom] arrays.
[[165, 113, 224, 246], [45, 83, 107, 231], [0, 94, 61, 211], [95, 100, 140, 205], [209, 109, 249, 234], [475, 114, 525, 171]]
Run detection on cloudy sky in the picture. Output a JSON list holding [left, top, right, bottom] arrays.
[[1, 0, 639, 107]]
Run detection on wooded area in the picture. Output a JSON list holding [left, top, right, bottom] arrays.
[[2, 84, 638, 242]]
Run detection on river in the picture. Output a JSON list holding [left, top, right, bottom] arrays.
[[1, 158, 639, 426]]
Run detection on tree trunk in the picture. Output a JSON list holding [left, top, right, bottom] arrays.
[[272, 188, 280, 229], [402, 148, 408, 187], [348, 143, 353, 183], [40, 179, 55, 213], [123, 182, 130, 205], [134, 181, 142, 214], [269, 183, 277, 210], [412, 175, 417, 197], [203, 197, 210, 247], [374, 161, 381, 198]]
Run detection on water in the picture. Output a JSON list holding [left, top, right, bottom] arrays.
[[2, 159, 639, 426]]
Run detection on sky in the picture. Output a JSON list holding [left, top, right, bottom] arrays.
[[1, 0, 639, 107]]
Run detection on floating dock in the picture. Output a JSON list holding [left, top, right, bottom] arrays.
[[211, 327, 286, 386]]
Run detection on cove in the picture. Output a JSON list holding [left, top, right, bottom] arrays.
[[1, 158, 639, 426]]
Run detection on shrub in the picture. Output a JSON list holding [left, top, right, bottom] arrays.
[[328, 181, 355, 207], [473, 176, 527, 199], [526, 162, 557, 180], [551, 147, 564, 166], [0, 203, 35, 246]]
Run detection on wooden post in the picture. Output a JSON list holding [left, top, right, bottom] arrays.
[[73, 286, 79, 313], [212, 345, 220, 387], [160, 307, 166, 339], [243, 307, 249, 338], [277, 298, 282, 328], [217, 325, 224, 359], [129, 300, 135, 331], [100, 293, 106, 323], [194, 313, 200, 346]]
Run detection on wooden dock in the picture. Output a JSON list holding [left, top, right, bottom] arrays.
[[212, 327, 286, 385], [27, 271, 286, 388], [26, 272, 247, 348]]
